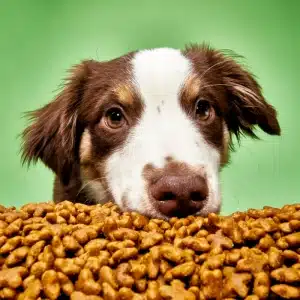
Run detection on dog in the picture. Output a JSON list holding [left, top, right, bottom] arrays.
[[21, 44, 280, 219]]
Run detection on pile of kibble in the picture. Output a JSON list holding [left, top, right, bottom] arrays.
[[0, 202, 299, 300]]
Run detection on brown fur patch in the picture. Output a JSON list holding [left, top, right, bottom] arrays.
[[143, 160, 205, 185]]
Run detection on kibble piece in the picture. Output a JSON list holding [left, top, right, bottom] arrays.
[[237, 248, 268, 273], [225, 249, 241, 265], [30, 260, 48, 278], [110, 228, 139, 241], [5, 246, 29, 266], [51, 236, 66, 257], [18, 278, 42, 300], [206, 253, 225, 269], [271, 267, 300, 283], [99, 266, 118, 289], [207, 230, 233, 254], [135, 279, 147, 293], [159, 260, 172, 276], [102, 282, 118, 300], [0, 236, 22, 254], [75, 268, 101, 295], [253, 272, 270, 299], [258, 234, 276, 250], [57, 271, 75, 295], [160, 245, 182, 263], [200, 268, 223, 299], [147, 256, 160, 279], [171, 262, 196, 278], [140, 232, 164, 249], [4, 218, 23, 236], [282, 249, 299, 263], [160, 280, 195, 300], [285, 232, 300, 247], [41, 269, 61, 299], [223, 267, 252, 298], [84, 257, 102, 274], [84, 239, 108, 255], [0, 287, 16, 299], [271, 284, 300, 299], [118, 287, 135, 300], [111, 247, 138, 264], [268, 246, 283, 269], [116, 263, 135, 288], [106, 240, 135, 253], [54, 258, 81, 275], [146, 281, 160, 300], [179, 236, 210, 252], [0, 266, 27, 289], [63, 235, 82, 252], [130, 260, 147, 280], [25, 240, 46, 268]]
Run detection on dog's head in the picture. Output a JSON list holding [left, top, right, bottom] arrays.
[[22, 45, 280, 219]]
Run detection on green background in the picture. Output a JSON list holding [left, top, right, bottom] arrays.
[[0, 0, 299, 214]]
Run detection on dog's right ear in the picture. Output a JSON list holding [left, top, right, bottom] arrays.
[[21, 60, 98, 185]]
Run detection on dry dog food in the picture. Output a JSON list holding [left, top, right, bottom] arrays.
[[0, 201, 300, 299]]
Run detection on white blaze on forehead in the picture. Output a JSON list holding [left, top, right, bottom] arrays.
[[130, 48, 220, 168], [132, 48, 191, 96], [105, 48, 221, 217]]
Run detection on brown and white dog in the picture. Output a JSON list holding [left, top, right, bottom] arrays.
[[21, 44, 280, 219]]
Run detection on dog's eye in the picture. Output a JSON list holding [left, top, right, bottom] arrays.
[[105, 107, 126, 129], [195, 99, 214, 122]]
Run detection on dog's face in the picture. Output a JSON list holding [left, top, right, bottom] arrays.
[[22, 45, 280, 219]]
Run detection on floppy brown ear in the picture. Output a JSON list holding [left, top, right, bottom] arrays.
[[215, 50, 281, 139], [21, 60, 97, 185]]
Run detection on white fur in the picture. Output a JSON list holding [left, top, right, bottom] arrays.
[[104, 48, 221, 218]]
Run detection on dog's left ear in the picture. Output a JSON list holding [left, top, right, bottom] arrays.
[[21, 60, 98, 185], [185, 44, 281, 139], [216, 51, 281, 139]]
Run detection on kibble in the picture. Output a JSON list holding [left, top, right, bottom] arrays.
[[0, 201, 299, 299]]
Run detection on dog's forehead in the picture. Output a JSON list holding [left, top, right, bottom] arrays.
[[131, 48, 192, 98]]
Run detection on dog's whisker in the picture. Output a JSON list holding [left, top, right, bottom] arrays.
[[200, 82, 265, 108], [77, 177, 105, 197], [198, 57, 232, 81]]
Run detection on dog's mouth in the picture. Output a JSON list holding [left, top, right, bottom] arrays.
[[155, 199, 207, 218]]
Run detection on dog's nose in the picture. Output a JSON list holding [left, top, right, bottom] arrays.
[[150, 175, 208, 217]]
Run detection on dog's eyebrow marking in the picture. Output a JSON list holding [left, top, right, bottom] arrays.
[[180, 73, 201, 105], [113, 84, 135, 105]]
